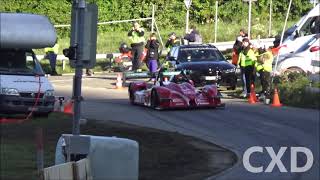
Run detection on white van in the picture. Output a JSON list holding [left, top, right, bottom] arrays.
[[278, 4, 319, 54], [0, 13, 57, 116], [274, 34, 320, 75]]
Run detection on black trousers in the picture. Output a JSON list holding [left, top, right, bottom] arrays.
[[244, 65, 255, 93], [131, 45, 143, 71], [259, 70, 271, 96], [46, 52, 57, 72]]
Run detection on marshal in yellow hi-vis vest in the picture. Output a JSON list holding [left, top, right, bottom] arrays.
[[129, 31, 145, 44], [238, 48, 257, 67], [256, 51, 273, 72]]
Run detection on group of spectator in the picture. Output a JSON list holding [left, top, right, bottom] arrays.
[[127, 22, 202, 80], [43, 21, 202, 78], [232, 29, 274, 99], [45, 22, 275, 100]]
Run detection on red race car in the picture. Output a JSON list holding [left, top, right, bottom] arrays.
[[128, 70, 225, 110]]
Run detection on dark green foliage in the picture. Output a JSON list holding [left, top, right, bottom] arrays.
[[278, 73, 320, 109], [0, 0, 314, 37]]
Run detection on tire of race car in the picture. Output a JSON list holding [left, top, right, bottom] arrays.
[[151, 90, 160, 109]]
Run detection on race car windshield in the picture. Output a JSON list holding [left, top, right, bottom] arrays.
[[177, 48, 225, 62]]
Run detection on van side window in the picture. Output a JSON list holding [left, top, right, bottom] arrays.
[[300, 16, 320, 36]]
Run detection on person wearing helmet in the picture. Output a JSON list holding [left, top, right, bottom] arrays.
[[119, 43, 130, 54], [114, 43, 133, 71]]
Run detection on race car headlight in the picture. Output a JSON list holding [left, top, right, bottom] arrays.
[[0, 88, 20, 96], [223, 68, 236, 73], [44, 90, 54, 97]]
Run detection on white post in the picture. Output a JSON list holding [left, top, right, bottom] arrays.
[[268, 0, 272, 37], [154, 21, 164, 48], [248, 0, 252, 39], [273, 0, 293, 77], [186, 8, 190, 33], [184, 0, 192, 33], [214, 1, 218, 43], [151, 4, 155, 33]]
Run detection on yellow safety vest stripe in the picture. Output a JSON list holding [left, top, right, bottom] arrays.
[[238, 49, 257, 67], [45, 44, 59, 54], [129, 31, 145, 44], [262, 51, 273, 72]]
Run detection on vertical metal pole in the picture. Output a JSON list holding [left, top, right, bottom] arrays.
[[268, 0, 272, 37], [248, 0, 252, 39], [154, 21, 164, 47], [214, 1, 218, 43], [72, 0, 86, 135], [36, 127, 44, 177], [185, 8, 190, 33], [151, 4, 155, 33], [273, 0, 292, 79]]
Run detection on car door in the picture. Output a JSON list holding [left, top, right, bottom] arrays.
[[310, 39, 320, 74]]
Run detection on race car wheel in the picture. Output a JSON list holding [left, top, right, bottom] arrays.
[[284, 67, 305, 76], [151, 90, 160, 109]]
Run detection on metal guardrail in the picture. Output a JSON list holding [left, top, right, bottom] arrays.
[[37, 38, 275, 61], [210, 38, 275, 51], [37, 38, 275, 70]]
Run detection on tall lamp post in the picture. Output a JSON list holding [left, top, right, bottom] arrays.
[[184, 0, 192, 33], [214, 1, 218, 43], [268, 0, 272, 37], [243, 0, 257, 39]]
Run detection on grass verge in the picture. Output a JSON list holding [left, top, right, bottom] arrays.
[[1, 113, 236, 180], [276, 73, 320, 109]]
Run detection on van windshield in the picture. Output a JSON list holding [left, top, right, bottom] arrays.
[[0, 49, 44, 76]]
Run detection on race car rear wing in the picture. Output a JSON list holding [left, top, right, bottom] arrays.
[[0, 13, 57, 49]]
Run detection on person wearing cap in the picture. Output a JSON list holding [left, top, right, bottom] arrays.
[[128, 21, 145, 71], [165, 32, 180, 52], [238, 38, 257, 97]]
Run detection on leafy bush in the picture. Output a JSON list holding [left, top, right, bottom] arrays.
[[277, 73, 320, 109], [0, 0, 313, 38]]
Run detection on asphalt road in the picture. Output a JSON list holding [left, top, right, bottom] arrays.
[[51, 75, 319, 180]]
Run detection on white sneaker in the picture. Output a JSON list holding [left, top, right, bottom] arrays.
[[240, 91, 247, 98]]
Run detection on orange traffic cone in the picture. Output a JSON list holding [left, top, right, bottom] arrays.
[[63, 100, 74, 115], [115, 73, 123, 89], [271, 88, 282, 107], [248, 84, 257, 104]]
